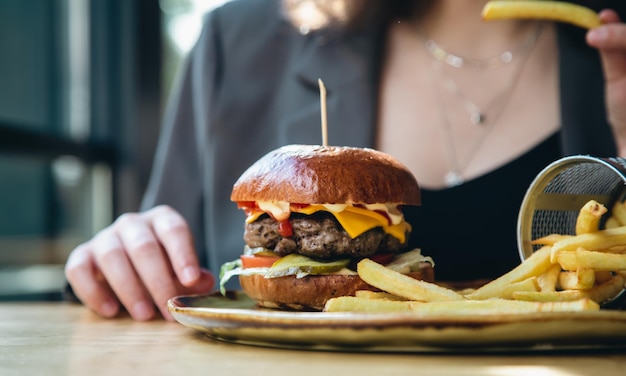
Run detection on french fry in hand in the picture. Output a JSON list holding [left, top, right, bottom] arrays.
[[558, 268, 595, 290], [465, 246, 552, 300], [324, 296, 599, 314], [357, 258, 464, 302], [550, 226, 626, 262], [481, 1, 601, 30], [556, 249, 626, 271], [575, 200, 607, 235]]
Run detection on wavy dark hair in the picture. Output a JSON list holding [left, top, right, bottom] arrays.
[[282, 0, 435, 32]]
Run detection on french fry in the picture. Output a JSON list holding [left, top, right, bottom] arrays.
[[550, 226, 626, 262], [357, 258, 465, 302], [324, 297, 415, 313], [587, 273, 626, 304], [531, 233, 571, 246], [575, 200, 607, 235], [354, 290, 406, 301], [557, 268, 595, 290], [604, 217, 623, 228], [605, 217, 622, 229], [324, 296, 600, 314], [606, 245, 626, 254], [556, 249, 626, 271], [491, 277, 539, 299], [465, 246, 553, 300], [595, 270, 615, 284], [412, 298, 600, 314], [481, 1, 601, 30], [537, 264, 562, 292], [611, 201, 626, 226], [508, 274, 625, 305], [513, 290, 586, 302]]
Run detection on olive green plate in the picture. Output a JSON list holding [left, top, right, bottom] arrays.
[[168, 291, 626, 353]]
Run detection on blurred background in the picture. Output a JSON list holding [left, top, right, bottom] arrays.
[[0, 0, 229, 301]]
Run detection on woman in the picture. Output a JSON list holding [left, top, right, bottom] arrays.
[[65, 0, 626, 321]]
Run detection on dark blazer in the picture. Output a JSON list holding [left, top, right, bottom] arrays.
[[141, 0, 624, 279]]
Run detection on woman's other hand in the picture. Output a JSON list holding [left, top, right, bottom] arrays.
[[65, 205, 215, 321], [587, 9, 626, 156]]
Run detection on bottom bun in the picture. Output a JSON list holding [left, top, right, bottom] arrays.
[[239, 262, 434, 311]]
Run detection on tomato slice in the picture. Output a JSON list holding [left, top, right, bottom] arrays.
[[240, 254, 280, 268], [369, 253, 395, 265]]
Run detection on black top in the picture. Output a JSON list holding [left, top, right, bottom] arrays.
[[405, 132, 561, 281]]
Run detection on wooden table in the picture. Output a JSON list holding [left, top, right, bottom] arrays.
[[2, 302, 626, 376]]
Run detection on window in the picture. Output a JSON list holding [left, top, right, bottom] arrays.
[[0, 0, 162, 300]]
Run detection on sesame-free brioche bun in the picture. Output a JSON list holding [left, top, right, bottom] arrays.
[[230, 144, 421, 205]]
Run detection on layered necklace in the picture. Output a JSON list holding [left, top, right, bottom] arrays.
[[423, 22, 543, 187]]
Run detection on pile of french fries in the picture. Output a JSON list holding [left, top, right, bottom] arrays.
[[324, 199, 626, 315]]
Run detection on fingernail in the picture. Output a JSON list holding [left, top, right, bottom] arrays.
[[100, 301, 118, 317], [588, 28, 608, 43], [132, 301, 154, 321], [182, 266, 200, 285]]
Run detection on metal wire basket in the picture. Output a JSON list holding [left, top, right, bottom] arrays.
[[517, 155, 626, 308], [518, 155, 626, 258]]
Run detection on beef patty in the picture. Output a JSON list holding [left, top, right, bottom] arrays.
[[243, 212, 407, 259]]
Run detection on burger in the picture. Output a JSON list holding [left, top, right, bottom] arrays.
[[219, 144, 435, 310]]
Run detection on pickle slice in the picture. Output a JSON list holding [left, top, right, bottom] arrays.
[[266, 254, 350, 278]]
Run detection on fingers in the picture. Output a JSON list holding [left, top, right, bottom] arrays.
[[587, 10, 626, 52], [65, 243, 120, 318], [91, 226, 156, 321], [65, 205, 213, 322], [182, 269, 216, 295], [148, 206, 201, 287], [115, 212, 180, 320], [586, 9, 626, 130]]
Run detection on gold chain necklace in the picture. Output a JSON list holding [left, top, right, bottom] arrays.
[[427, 23, 543, 126], [426, 23, 543, 187], [424, 23, 543, 70]]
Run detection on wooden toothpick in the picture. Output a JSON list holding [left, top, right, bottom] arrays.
[[318, 78, 328, 146]]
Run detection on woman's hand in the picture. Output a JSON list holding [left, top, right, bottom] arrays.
[[65, 205, 215, 321], [587, 9, 626, 156]]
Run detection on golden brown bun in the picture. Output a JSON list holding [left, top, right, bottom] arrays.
[[239, 263, 434, 311], [231, 145, 420, 205]]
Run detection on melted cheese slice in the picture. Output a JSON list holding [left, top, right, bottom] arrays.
[[245, 203, 410, 243]]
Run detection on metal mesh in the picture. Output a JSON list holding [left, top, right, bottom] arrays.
[[517, 156, 626, 308], [528, 161, 625, 251]]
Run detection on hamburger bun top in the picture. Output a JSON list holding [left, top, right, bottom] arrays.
[[231, 144, 420, 205]]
